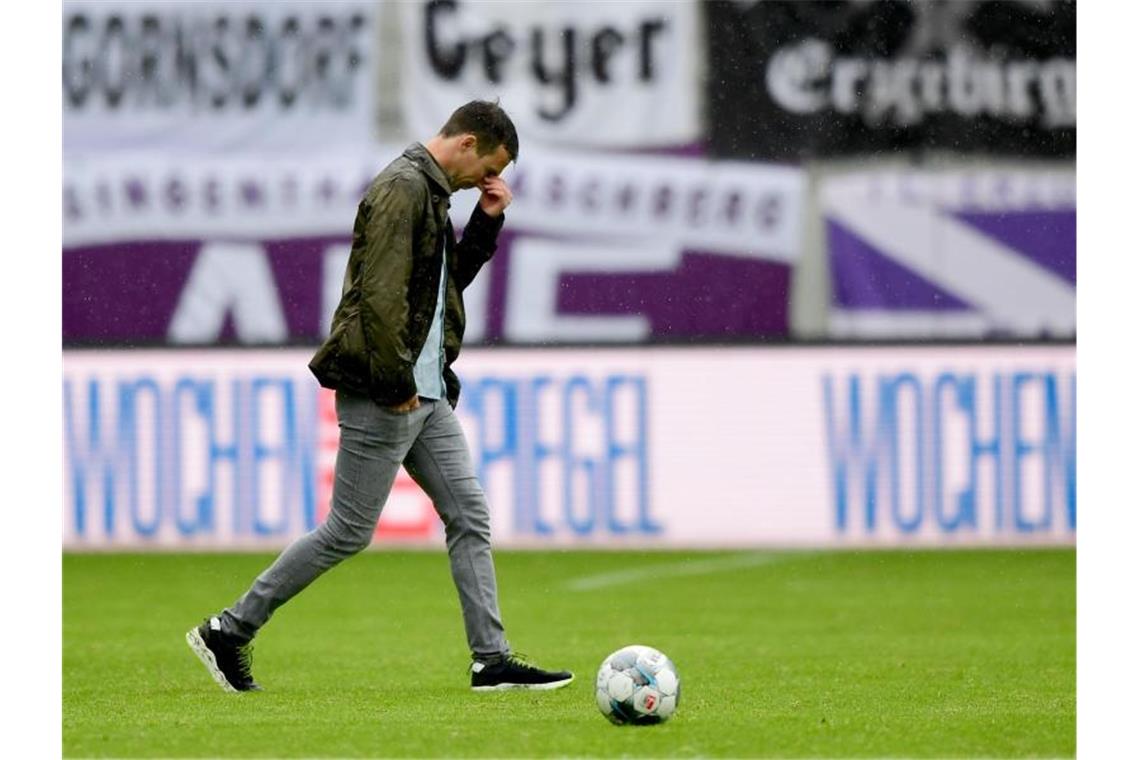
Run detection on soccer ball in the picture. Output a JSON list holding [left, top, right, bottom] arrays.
[[595, 645, 680, 725]]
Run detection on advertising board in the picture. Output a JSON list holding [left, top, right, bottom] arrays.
[[64, 346, 1075, 550]]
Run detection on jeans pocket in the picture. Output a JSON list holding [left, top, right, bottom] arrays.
[[379, 403, 414, 418]]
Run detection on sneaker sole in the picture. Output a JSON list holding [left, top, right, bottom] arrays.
[[185, 627, 240, 694], [471, 675, 575, 692]]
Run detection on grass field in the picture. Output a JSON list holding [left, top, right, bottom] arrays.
[[63, 549, 1074, 758]]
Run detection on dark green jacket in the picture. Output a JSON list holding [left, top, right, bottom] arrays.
[[309, 143, 505, 408]]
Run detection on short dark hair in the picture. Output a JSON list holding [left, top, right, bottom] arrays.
[[439, 100, 519, 162]]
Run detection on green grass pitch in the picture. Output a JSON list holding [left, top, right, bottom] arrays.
[[63, 548, 1074, 758]]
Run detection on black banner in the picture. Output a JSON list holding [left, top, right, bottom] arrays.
[[705, 0, 1075, 161]]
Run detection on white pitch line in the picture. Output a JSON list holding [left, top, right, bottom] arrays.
[[564, 552, 813, 592]]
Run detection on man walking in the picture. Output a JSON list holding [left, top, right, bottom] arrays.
[[187, 101, 573, 693]]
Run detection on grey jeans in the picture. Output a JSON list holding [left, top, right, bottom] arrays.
[[220, 390, 509, 661]]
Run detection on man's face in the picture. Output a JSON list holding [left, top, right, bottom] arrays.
[[453, 138, 512, 190]]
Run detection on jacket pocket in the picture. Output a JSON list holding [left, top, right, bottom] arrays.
[[309, 305, 368, 389]]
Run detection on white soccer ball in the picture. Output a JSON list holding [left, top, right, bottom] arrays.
[[595, 645, 680, 725]]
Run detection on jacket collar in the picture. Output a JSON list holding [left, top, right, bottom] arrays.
[[403, 142, 453, 195]]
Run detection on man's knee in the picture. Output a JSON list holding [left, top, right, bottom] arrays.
[[444, 497, 492, 545], [318, 512, 374, 556]]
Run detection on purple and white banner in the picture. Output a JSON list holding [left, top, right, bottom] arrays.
[[400, 0, 701, 149], [823, 169, 1076, 339], [63, 146, 805, 345], [63, 0, 379, 156]]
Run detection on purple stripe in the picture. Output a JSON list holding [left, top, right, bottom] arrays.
[[64, 232, 796, 344], [827, 220, 971, 310], [558, 250, 790, 336], [483, 228, 515, 342], [953, 210, 1076, 284], [264, 236, 344, 337], [63, 241, 199, 342], [63, 238, 341, 344]]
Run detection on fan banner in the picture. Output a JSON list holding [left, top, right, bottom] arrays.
[[822, 168, 1075, 339], [63, 345, 1075, 550], [63, 0, 379, 155], [63, 146, 805, 345], [399, 0, 701, 149], [705, 0, 1076, 161]]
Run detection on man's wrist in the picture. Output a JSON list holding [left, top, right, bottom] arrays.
[[472, 204, 506, 227]]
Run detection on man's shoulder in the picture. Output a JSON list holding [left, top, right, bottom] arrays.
[[364, 154, 430, 204]]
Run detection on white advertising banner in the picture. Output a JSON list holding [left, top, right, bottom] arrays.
[[63, 0, 379, 155], [400, 0, 701, 148], [63, 346, 1075, 550]]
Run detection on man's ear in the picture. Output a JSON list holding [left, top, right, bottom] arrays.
[[459, 134, 478, 153]]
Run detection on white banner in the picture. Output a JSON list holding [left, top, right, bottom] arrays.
[[63, 0, 379, 155], [400, 0, 701, 148], [63, 346, 1075, 550], [63, 149, 385, 247], [452, 144, 805, 261], [64, 144, 804, 257]]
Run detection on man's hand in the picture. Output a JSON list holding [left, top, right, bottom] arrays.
[[477, 175, 513, 217], [388, 394, 420, 413]]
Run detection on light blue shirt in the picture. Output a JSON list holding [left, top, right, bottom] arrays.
[[413, 250, 447, 400]]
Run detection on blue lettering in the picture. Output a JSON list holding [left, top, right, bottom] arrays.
[[250, 378, 295, 536], [823, 374, 884, 532], [1043, 373, 1077, 531], [605, 375, 657, 534], [119, 378, 163, 538], [526, 377, 556, 536], [459, 372, 656, 539], [171, 378, 214, 536], [465, 378, 522, 531], [1040, 372, 1077, 532], [968, 375, 1004, 531], [1011, 372, 1046, 532], [823, 367, 1074, 539], [64, 378, 120, 537], [932, 373, 976, 531], [63, 370, 328, 544], [880, 373, 924, 534], [563, 377, 599, 535]]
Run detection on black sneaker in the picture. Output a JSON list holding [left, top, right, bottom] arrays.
[[470, 654, 574, 691], [186, 617, 261, 693]]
